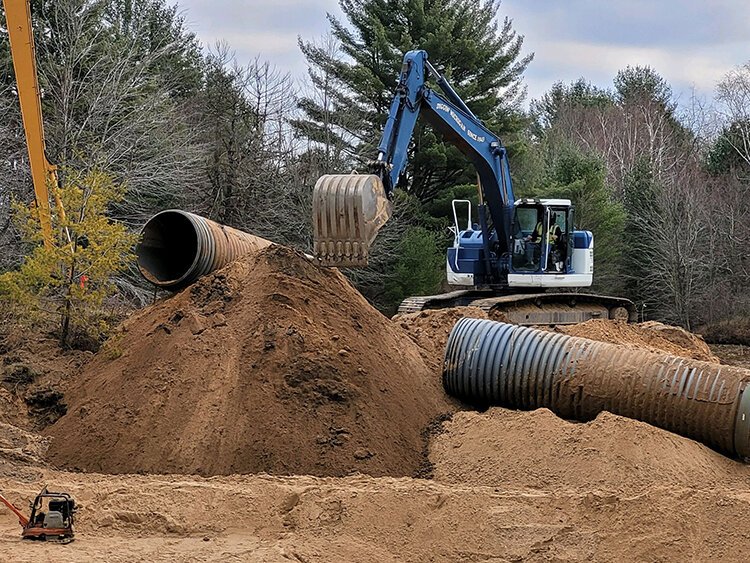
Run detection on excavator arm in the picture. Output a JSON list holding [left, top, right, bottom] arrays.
[[3, 0, 64, 247], [313, 50, 514, 267]]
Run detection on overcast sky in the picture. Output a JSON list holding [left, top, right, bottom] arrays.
[[176, 0, 749, 105]]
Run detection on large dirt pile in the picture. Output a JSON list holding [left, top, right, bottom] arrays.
[[394, 307, 489, 369], [557, 319, 718, 361], [45, 246, 454, 477], [395, 310, 719, 364], [431, 408, 750, 492]]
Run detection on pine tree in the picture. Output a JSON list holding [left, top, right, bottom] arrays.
[[532, 145, 626, 295], [0, 169, 138, 348], [296, 0, 532, 203], [0, 0, 205, 230]]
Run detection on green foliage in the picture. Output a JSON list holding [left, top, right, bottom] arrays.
[[103, 0, 205, 98], [620, 157, 660, 305], [421, 183, 479, 224], [531, 78, 613, 132], [384, 226, 445, 308], [614, 65, 690, 149], [296, 0, 532, 202], [706, 121, 750, 177], [0, 169, 138, 347], [614, 65, 673, 107], [532, 146, 626, 293], [200, 50, 263, 226]]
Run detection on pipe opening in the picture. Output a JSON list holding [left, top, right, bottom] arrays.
[[136, 211, 198, 284]]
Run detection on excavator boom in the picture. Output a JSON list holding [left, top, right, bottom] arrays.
[[3, 0, 63, 247]]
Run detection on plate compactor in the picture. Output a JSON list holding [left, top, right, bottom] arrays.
[[0, 486, 76, 543]]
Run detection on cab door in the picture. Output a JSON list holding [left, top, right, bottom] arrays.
[[566, 206, 575, 273], [540, 207, 551, 272], [543, 206, 569, 274]]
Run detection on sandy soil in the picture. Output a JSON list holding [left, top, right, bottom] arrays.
[[2, 250, 750, 561], [395, 309, 720, 365], [556, 319, 719, 362], [45, 246, 454, 477], [1, 429, 749, 563]]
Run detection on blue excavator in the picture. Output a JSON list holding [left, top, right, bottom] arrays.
[[312, 50, 634, 324]]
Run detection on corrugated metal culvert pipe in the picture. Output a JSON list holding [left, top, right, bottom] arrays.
[[443, 318, 750, 460], [136, 210, 272, 291]]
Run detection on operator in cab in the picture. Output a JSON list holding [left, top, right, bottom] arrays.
[[523, 216, 544, 267], [547, 213, 563, 272], [523, 212, 563, 272]]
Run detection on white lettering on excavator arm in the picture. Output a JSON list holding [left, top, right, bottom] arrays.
[[436, 102, 486, 144]]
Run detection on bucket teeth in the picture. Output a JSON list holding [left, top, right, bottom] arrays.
[[312, 174, 392, 267]]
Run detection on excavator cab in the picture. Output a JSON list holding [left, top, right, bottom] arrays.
[[312, 174, 392, 267], [446, 197, 593, 289], [510, 200, 573, 274], [507, 199, 594, 288]]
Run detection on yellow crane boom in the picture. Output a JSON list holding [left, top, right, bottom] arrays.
[[3, 0, 64, 247]]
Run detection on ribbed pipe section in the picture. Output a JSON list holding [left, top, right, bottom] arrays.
[[443, 318, 750, 460], [136, 210, 272, 291]]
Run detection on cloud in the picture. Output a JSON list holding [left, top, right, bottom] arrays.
[[200, 30, 300, 56], [502, 0, 749, 102], [532, 40, 738, 87], [177, 0, 342, 75], [505, 0, 750, 48], [172, 0, 749, 105]]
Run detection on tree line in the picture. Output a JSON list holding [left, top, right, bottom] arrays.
[[0, 0, 748, 335]]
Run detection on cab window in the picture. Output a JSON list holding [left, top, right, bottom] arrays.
[[512, 206, 542, 271], [546, 208, 568, 272]]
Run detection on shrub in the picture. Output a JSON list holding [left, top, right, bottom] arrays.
[[0, 169, 138, 347]]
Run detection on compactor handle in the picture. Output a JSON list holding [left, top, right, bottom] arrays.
[[0, 493, 29, 527]]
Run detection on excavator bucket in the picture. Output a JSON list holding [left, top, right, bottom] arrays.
[[313, 174, 392, 267]]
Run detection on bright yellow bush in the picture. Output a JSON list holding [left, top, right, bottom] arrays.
[[0, 169, 138, 347]]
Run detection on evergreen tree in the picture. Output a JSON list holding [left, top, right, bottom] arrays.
[[532, 145, 626, 294], [707, 121, 750, 178], [531, 78, 613, 133], [296, 0, 532, 202], [614, 65, 674, 108], [621, 157, 659, 309], [0, 169, 138, 347], [384, 226, 444, 309]]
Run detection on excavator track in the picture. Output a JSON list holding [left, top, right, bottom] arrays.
[[398, 290, 636, 325]]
